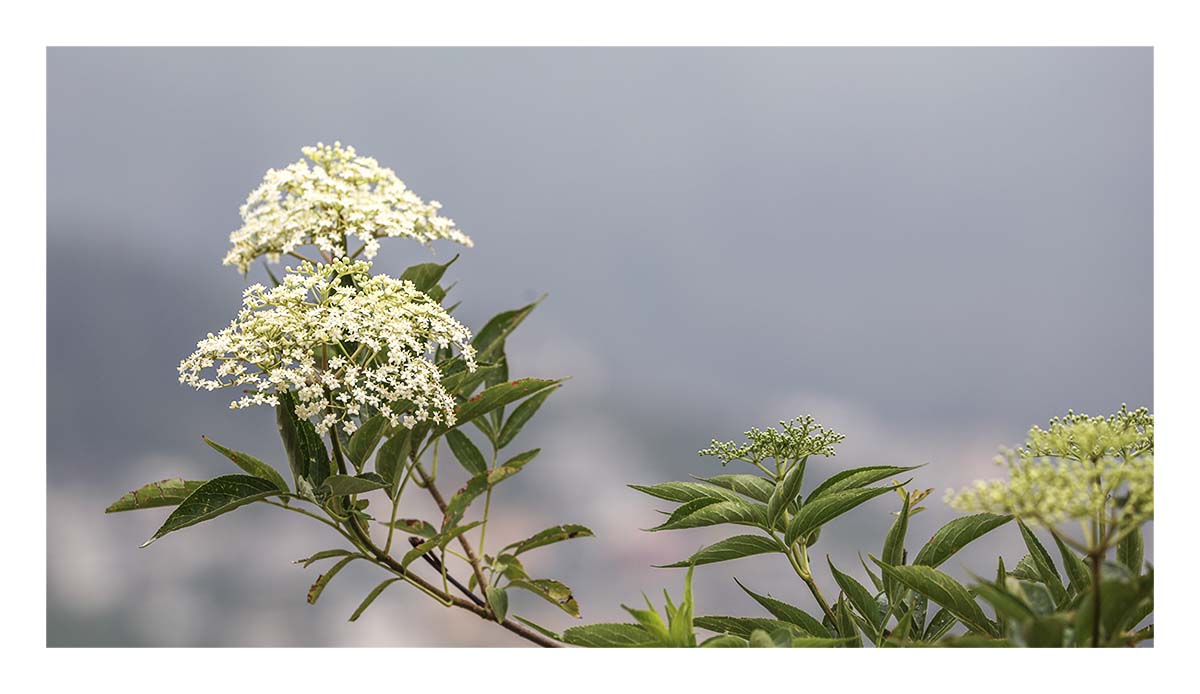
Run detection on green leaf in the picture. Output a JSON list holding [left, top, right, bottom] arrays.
[[345, 415, 388, 471], [306, 555, 358, 604], [656, 535, 780, 568], [1052, 532, 1091, 594], [1010, 554, 1041, 582], [834, 597, 861, 646], [472, 298, 542, 364], [806, 465, 921, 503], [440, 362, 504, 399], [694, 616, 808, 639], [381, 518, 437, 539], [295, 548, 355, 569], [106, 478, 205, 513], [859, 552, 884, 592], [141, 475, 281, 547], [748, 629, 779, 648], [375, 432, 412, 494], [767, 460, 805, 528], [1016, 520, 1067, 606], [881, 491, 911, 603], [510, 578, 581, 618], [970, 579, 1038, 623], [502, 448, 540, 470], [486, 586, 509, 622], [445, 429, 487, 476], [784, 483, 901, 547], [700, 634, 749, 647], [320, 473, 388, 497], [275, 392, 333, 488], [497, 385, 557, 449], [503, 524, 594, 556], [871, 558, 995, 636], [399, 255, 457, 292], [512, 616, 562, 642], [1117, 526, 1145, 575], [695, 474, 775, 503], [827, 558, 885, 636], [348, 578, 402, 622], [630, 481, 744, 504], [733, 578, 830, 637], [924, 607, 957, 640], [647, 497, 723, 531], [445, 378, 562, 432], [912, 513, 1012, 568], [670, 564, 697, 647], [201, 437, 289, 493], [650, 500, 768, 532], [561, 623, 655, 648], [402, 522, 483, 568]]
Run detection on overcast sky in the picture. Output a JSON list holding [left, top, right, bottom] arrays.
[[47, 48, 1151, 646]]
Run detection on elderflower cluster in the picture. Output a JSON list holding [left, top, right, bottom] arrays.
[[947, 406, 1153, 535], [699, 415, 846, 466], [224, 142, 473, 273], [178, 259, 476, 435]]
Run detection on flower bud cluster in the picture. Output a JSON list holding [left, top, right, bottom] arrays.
[[699, 415, 846, 466]]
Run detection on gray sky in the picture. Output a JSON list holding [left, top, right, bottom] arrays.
[[48, 48, 1151, 646]]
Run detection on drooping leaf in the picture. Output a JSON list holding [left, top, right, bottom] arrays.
[[105, 478, 206, 513], [512, 615, 562, 642], [1016, 520, 1067, 606], [275, 392, 334, 487], [784, 484, 901, 547], [871, 558, 995, 636], [307, 555, 358, 604], [767, 460, 806, 528], [912, 513, 1012, 568], [806, 465, 921, 503], [497, 385, 557, 448], [733, 578, 831, 637], [510, 578, 581, 618], [503, 524, 594, 556], [202, 437, 290, 493], [561, 623, 655, 648], [348, 578, 402, 622], [295, 548, 355, 569], [486, 586, 510, 622], [656, 535, 780, 568], [445, 429, 487, 476], [695, 474, 775, 503], [142, 475, 282, 547], [345, 415, 388, 471], [375, 432, 412, 494], [320, 473, 389, 497], [445, 378, 562, 432]]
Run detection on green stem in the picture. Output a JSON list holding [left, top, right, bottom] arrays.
[[1090, 551, 1103, 648]]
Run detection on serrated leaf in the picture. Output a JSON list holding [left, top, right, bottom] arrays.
[[501, 448, 540, 470], [307, 555, 358, 604], [912, 513, 1012, 568], [142, 475, 281, 546], [201, 437, 290, 493], [295, 548, 355, 569], [651, 499, 768, 532], [1010, 554, 1041, 582], [105, 478, 206, 513], [827, 558, 885, 637], [924, 607, 957, 640], [695, 474, 775, 503], [497, 385, 557, 448], [733, 578, 831, 637], [345, 415, 388, 471], [401, 522, 483, 568], [700, 634, 750, 647], [445, 429, 487, 475], [503, 524, 594, 555], [381, 518, 437, 539], [647, 497, 723, 531], [767, 461, 805, 527], [630, 481, 744, 504], [694, 616, 809, 639], [1016, 520, 1067, 606], [872, 558, 995, 636], [440, 362, 504, 399], [1052, 532, 1091, 594], [806, 465, 921, 503], [835, 597, 861, 646], [1117, 526, 1145, 575], [349, 578, 402, 622], [375, 432, 412, 494], [656, 535, 780, 568], [320, 473, 388, 497], [275, 392, 333, 488], [561, 623, 655, 648], [486, 586, 509, 622], [400, 256, 457, 292], [784, 484, 901, 547], [510, 578, 581, 618], [970, 579, 1037, 623], [882, 491, 911, 603], [445, 378, 562, 432], [471, 299, 542, 364]]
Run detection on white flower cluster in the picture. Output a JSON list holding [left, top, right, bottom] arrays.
[[179, 259, 477, 435], [224, 142, 473, 273]]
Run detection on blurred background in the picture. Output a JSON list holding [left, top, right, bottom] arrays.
[[47, 48, 1152, 646]]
